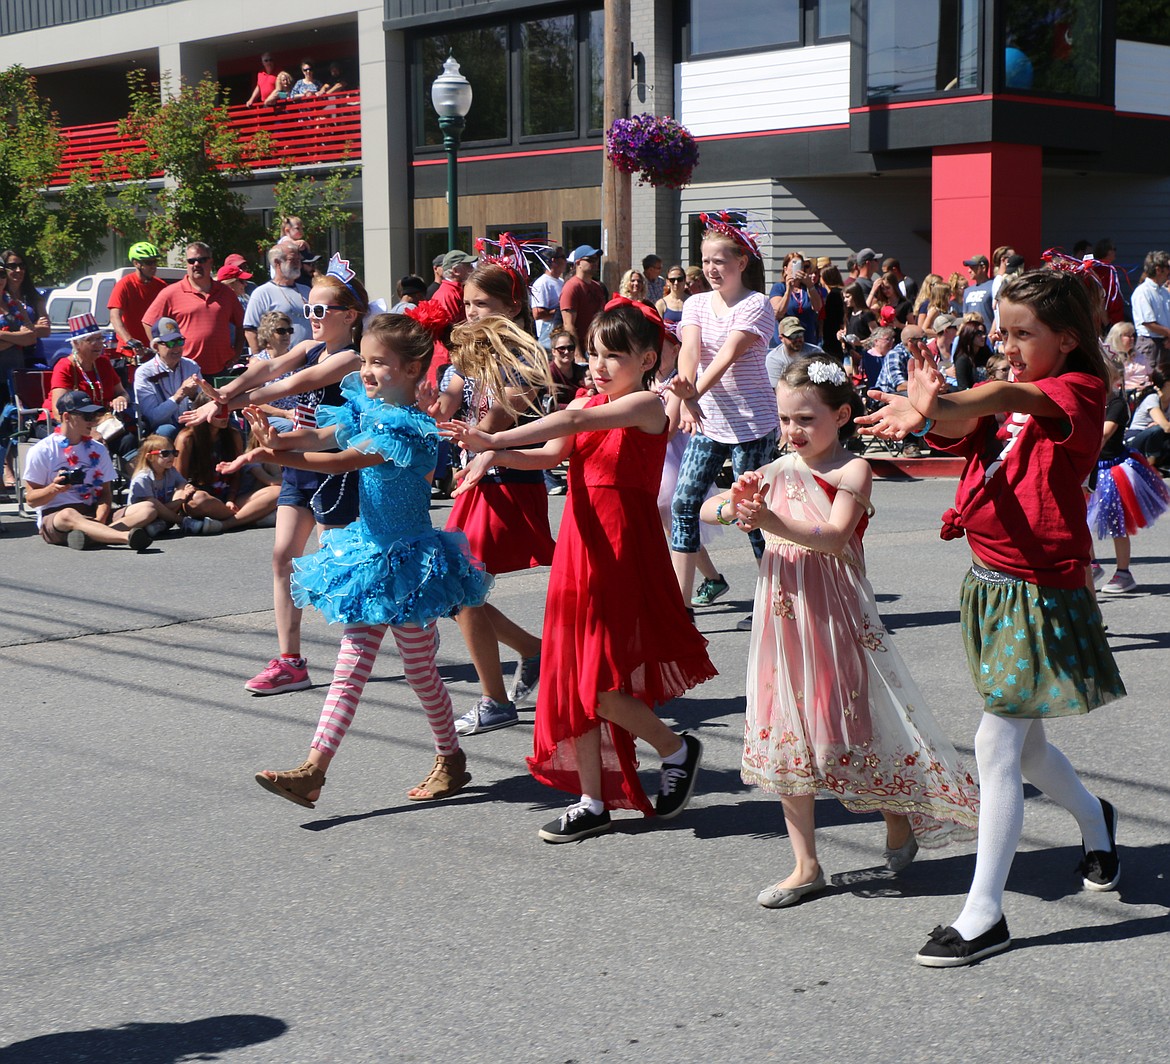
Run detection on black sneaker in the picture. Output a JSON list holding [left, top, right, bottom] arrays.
[[655, 733, 702, 820], [66, 529, 95, 551], [1078, 797, 1120, 891], [127, 527, 153, 552], [538, 800, 612, 844], [915, 916, 1011, 968]]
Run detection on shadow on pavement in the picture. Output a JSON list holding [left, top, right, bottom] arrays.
[[0, 1014, 288, 1063]]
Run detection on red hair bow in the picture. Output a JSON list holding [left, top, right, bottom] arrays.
[[603, 295, 666, 351], [404, 299, 454, 338]]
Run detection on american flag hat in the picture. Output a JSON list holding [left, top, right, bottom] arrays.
[[68, 313, 102, 340]]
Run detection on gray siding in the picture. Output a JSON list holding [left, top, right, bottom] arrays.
[[1, 0, 182, 35], [385, 0, 553, 29]]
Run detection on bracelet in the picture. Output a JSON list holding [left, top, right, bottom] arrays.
[[911, 418, 934, 437], [716, 499, 736, 526], [212, 403, 230, 421]]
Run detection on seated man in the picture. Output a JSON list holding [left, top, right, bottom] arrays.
[[22, 390, 156, 551], [766, 316, 824, 388], [133, 317, 203, 434]]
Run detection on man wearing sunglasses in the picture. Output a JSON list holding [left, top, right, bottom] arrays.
[[22, 390, 155, 551], [243, 244, 312, 354], [142, 241, 245, 376], [133, 317, 203, 433], [531, 246, 567, 349]]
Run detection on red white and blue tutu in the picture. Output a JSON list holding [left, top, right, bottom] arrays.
[[1087, 451, 1170, 540]]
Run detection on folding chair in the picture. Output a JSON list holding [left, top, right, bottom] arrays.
[[4, 368, 50, 517]]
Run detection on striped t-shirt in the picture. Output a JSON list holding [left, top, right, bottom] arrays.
[[680, 290, 779, 444]]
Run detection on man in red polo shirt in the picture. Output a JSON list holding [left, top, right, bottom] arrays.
[[107, 241, 168, 361], [142, 241, 244, 376]]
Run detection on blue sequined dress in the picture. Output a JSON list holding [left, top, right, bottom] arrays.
[[291, 374, 493, 626]]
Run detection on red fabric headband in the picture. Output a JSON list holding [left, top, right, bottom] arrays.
[[698, 211, 762, 261], [603, 295, 666, 351]]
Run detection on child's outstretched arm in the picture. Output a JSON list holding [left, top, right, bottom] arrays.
[[732, 459, 872, 554], [699, 468, 766, 526], [219, 444, 382, 477]]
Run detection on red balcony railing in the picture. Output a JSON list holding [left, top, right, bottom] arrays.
[[51, 89, 362, 187]]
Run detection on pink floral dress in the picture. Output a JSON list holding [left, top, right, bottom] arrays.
[[742, 454, 979, 847]]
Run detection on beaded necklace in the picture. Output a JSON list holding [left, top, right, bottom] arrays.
[[71, 354, 104, 404]]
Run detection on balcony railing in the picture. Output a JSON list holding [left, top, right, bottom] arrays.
[[51, 89, 362, 187]]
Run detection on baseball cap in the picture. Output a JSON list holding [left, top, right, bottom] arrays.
[[222, 254, 253, 279], [856, 247, 881, 264], [216, 264, 248, 283], [151, 317, 185, 342], [963, 254, 989, 268], [932, 313, 957, 331], [778, 316, 806, 338], [1005, 253, 1026, 272], [569, 244, 601, 262], [441, 250, 477, 271], [57, 390, 104, 415]]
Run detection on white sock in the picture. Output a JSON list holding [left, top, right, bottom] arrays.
[[662, 737, 688, 766], [579, 795, 604, 815]]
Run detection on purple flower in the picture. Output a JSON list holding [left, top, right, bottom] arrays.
[[605, 113, 699, 189]]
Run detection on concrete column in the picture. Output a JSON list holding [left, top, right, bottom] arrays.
[[629, 0, 680, 267], [157, 42, 218, 96], [932, 143, 1042, 279], [358, 10, 408, 303]]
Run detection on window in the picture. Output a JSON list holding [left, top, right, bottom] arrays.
[[1002, 0, 1103, 97], [415, 227, 473, 275], [562, 220, 601, 257], [415, 11, 602, 150], [690, 0, 801, 57], [818, 0, 851, 39], [866, 0, 980, 98], [1117, 0, 1170, 46], [521, 16, 576, 137], [417, 26, 509, 146]]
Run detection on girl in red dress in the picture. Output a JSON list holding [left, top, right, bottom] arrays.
[[443, 300, 716, 843]]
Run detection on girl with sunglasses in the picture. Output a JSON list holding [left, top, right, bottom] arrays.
[[183, 256, 368, 695], [655, 266, 687, 330], [120, 433, 215, 536]]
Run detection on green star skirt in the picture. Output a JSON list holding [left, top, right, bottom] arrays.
[[959, 565, 1126, 718]]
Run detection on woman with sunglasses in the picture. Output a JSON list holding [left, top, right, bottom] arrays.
[[655, 266, 687, 329], [47, 313, 130, 424], [183, 257, 369, 695], [951, 319, 990, 391], [0, 261, 40, 372], [0, 249, 50, 365], [247, 311, 300, 432]]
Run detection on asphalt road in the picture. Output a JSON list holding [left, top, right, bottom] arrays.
[[2, 476, 1168, 1063]]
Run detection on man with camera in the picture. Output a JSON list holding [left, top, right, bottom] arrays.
[[22, 391, 156, 551]]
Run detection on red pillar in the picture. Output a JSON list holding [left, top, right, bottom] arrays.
[[931, 143, 1042, 278]]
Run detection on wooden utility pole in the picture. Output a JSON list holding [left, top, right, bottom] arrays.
[[601, 0, 631, 295]]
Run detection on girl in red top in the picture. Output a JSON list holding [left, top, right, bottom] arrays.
[[862, 268, 1126, 968], [443, 302, 715, 843]]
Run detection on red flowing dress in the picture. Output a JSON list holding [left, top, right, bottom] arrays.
[[527, 396, 718, 814]]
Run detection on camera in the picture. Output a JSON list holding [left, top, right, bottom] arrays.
[[59, 467, 87, 485]]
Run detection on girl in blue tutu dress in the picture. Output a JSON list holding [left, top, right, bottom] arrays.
[[220, 314, 492, 808]]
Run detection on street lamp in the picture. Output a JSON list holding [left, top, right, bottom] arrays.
[[431, 54, 473, 252]]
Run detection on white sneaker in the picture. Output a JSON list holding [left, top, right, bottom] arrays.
[[181, 516, 204, 534], [1100, 570, 1137, 594], [200, 517, 224, 535], [146, 519, 168, 538]]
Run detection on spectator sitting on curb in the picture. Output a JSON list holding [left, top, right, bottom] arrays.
[[766, 316, 824, 388], [133, 317, 203, 435], [22, 390, 156, 551]]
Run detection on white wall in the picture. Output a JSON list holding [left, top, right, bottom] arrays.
[[677, 41, 850, 137], [1114, 40, 1170, 117]]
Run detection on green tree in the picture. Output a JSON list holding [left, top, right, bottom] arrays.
[[106, 69, 269, 258], [271, 166, 358, 258], [0, 65, 113, 282]]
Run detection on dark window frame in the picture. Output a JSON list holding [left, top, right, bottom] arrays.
[[991, 0, 1110, 103], [412, 6, 604, 154], [682, 0, 850, 63]]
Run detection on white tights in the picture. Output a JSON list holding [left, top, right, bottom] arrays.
[[952, 714, 1109, 940]]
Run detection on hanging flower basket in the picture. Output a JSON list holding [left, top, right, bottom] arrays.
[[605, 113, 699, 189]]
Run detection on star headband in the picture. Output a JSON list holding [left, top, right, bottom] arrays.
[[325, 252, 367, 310], [698, 210, 764, 261]]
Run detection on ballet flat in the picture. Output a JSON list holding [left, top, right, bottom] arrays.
[[883, 835, 919, 873], [757, 871, 827, 909]]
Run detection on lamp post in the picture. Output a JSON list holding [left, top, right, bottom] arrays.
[[431, 54, 473, 252]]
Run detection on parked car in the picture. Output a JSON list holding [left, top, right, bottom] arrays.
[[42, 266, 183, 365]]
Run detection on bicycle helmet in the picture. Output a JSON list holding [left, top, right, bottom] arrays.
[[129, 241, 161, 262]]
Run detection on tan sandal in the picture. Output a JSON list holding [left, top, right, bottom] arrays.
[[407, 749, 471, 801], [255, 759, 326, 809]]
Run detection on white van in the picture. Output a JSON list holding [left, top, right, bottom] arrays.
[[44, 266, 184, 362]]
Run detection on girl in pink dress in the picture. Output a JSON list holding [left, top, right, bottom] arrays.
[[702, 356, 979, 909]]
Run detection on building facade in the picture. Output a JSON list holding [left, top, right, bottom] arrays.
[[3, 0, 1170, 294]]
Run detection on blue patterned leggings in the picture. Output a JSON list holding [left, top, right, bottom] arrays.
[[670, 430, 778, 559]]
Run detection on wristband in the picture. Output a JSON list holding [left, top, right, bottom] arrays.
[[716, 499, 736, 526], [911, 418, 934, 437], [212, 403, 230, 421]]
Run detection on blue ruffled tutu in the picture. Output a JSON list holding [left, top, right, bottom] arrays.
[[289, 373, 493, 626]]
